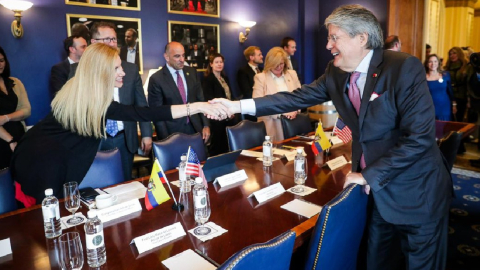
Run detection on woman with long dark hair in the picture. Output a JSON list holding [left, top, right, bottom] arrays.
[[425, 54, 454, 121]]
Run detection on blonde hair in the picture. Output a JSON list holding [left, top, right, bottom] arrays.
[[263, 47, 288, 74], [51, 43, 117, 138]]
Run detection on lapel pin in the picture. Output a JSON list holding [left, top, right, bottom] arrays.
[[372, 73, 378, 78], [186, 72, 189, 76]]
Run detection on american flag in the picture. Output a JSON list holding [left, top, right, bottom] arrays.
[[333, 117, 352, 144], [186, 146, 208, 187]]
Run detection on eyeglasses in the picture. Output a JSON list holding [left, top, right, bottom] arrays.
[[94, 37, 117, 43], [327, 35, 341, 43]]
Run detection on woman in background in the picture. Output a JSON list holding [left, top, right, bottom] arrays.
[[0, 46, 31, 169], [202, 53, 238, 156], [12, 43, 228, 206], [253, 47, 301, 141], [444, 47, 470, 121], [425, 54, 454, 121]]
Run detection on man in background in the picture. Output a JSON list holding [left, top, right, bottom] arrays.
[[384, 35, 401, 52], [281, 37, 300, 80], [120, 28, 140, 67], [237, 46, 263, 121]]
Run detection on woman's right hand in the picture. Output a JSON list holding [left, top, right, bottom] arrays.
[[193, 102, 231, 120]]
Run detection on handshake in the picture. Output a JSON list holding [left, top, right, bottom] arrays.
[[198, 98, 242, 121]]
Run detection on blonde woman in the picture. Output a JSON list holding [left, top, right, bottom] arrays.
[[12, 43, 228, 207], [444, 47, 471, 121], [252, 47, 301, 141]]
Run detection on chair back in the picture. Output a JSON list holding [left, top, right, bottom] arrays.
[[304, 184, 368, 270], [218, 230, 296, 270], [226, 120, 266, 151], [281, 113, 313, 139], [0, 168, 18, 215], [79, 149, 124, 189], [152, 132, 206, 171], [438, 131, 463, 171]]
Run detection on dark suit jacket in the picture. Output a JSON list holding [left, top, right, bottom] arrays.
[[253, 49, 452, 225], [120, 44, 140, 68], [50, 58, 70, 95], [148, 65, 209, 140], [69, 61, 152, 153], [202, 72, 232, 101], [237, 64, 261, 99], [290, 56, 301, 81]]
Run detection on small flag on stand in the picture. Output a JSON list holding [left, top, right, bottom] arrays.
[[332, 117, 352, 144], [186, 146, 208, 187], [311, 121, 332, 156], [145, 159, 171, 211]]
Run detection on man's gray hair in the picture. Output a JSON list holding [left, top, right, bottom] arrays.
[[325, 5, 384, 50]]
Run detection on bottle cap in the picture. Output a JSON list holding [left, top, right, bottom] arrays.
[[87, 211, 97, 219], [195, 177, 203, 184], [265, 135, 270, 140], [181, 155, 186, 161], [297, 148, 303, 153], [45, 189, 53, 196]]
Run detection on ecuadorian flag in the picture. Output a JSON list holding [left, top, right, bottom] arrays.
[[145, 159, 171, 211], [311, 121, 332, 155]]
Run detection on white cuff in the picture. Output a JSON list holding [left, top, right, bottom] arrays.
[[240, 99, 256, 115]]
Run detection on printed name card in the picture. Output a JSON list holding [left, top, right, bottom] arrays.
[[249, 182, 285, 203], [326, 156, 348, 171], [214, 170, 248, 187], [93, 199, 142, 223], [131, 222, 186, 254], [330, 136, 343, 145], [0, 238, 12, 257]]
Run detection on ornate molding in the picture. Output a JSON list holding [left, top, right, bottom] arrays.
[[444, 0, 477, 8]]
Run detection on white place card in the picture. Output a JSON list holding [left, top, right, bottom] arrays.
[[162, 249, 216, 270], [131, 222, 186, 254], [249, 182, 285, 204], [330, 136, 343, 145], [326, 156, 348, 171], [214, 169, 248, 187], [60, 213, 87, 229], [92, 199, 142, 223], [103, 182, 147, 205], [273, 148, 293, 156], [281, 199, 323, 218], [240, 150, 263, 158], [0, 238, 12, 257], [188, 222, 228, 242], [286, 186, 317, 196]]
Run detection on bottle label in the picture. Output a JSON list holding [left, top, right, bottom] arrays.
[[42, 204, 60, 222], [295, 159, 304, 172], [263, 146, 271, 156], [194, 194, 206, 209], [86, 231, 105, 249]]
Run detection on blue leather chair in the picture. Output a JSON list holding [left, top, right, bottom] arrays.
[[226, 120, 266, 151], [79, 149, 125, 189], [218, 230, 296, 270], [152, 132, 207, 171], [0, 168, 17, 215], [281, 113, 314, 139], [304, 184, 368, 270]]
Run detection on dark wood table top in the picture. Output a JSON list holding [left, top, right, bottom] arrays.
[[0, 137, 350, 270], [435, 120, 476, 140]]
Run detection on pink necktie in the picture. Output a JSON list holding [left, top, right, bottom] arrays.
[[176, 71, 189, 123], [348, 72, 366, 169]]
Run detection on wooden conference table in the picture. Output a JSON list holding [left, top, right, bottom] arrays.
[[0, 120, 474, 269]]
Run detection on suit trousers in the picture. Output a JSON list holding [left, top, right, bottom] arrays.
[[99, 133, 134, 181], [366, 203, 448, 270]]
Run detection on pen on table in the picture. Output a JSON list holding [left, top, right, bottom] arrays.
[[281, 145, 296, 150], [291, 140, 311, 143], [296, 135, 313, 140], [195, 249, 220, 267]]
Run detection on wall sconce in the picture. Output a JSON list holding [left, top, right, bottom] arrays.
[[0, 0, 34, 38], [238, 21, 256, 43]]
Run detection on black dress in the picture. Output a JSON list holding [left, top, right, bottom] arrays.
[[0, 79, 25, 169], [11, 102, 173, 206]]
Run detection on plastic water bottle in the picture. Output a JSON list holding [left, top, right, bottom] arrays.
[[84, 211, 106, 267], [294, 148, 307, 188], [263, 135, 273, 167], [193, 177, 211, 235], [179, 155, 191, 192], [42, 189, 62, 239]]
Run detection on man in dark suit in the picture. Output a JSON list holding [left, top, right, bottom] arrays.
[[216, 5, 452, 269], [70, 22, 152, 181], [50, 35, 87, 95], [237, 46, 263, 122], [148, 41, 210, 142], [120, 28, 140, 67], [281, 37, 300, 81]]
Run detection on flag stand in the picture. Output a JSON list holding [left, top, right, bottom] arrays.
[[172, 202, 184, 211]]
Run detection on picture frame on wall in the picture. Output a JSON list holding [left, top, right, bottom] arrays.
[[65, 0, 140, 11], [168, 21, 220, 71], [67, 14, 144, 74], [168, 0, 219, 18]]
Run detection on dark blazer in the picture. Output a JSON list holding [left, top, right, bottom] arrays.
[[202, 72, 232, 101], [290, 56, 301, 80], [120, 43, 140, 68], [69, 61, 152, 154], [148, 65, 209, 140], [253, 49, 452, 225], [50, 58, 70, 95], [237, 64, 261, 99]]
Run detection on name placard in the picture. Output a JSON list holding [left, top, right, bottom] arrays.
[[93, 199, 142, 223], [330, 136, 343, 145], [214, 170, 248, 187], [249, 183, 285, 204], [131, 222, 186, 254], [0, 238, 12, 257], [326, 156, 348, 171]]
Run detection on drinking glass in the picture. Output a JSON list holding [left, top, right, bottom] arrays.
[[58, 232, 84, 270], [193, 192, 211, 235], [63, 182, 83, 225]]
